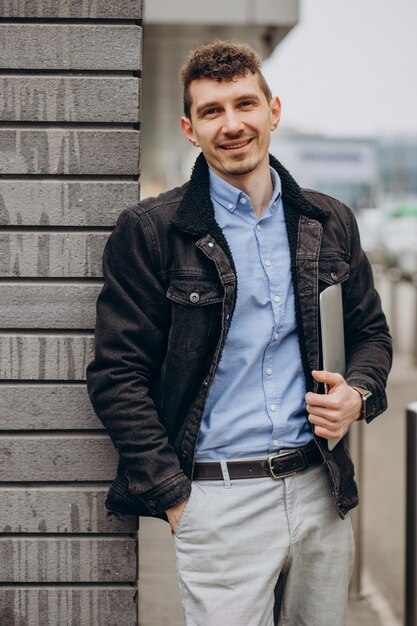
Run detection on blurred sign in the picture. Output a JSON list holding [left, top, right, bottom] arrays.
[[270, 135, 376, 185], [270, 134, 377, 209]]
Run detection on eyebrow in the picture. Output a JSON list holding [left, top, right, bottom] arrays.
[[195, 93, 261, 117]]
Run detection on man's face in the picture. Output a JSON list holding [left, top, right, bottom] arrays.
[[180, 72, 281, 185]]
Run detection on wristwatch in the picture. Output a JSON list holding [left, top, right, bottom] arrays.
[[352, 386, 374, 420]]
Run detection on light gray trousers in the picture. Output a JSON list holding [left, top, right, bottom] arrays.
[[173, 464, 354, 626]]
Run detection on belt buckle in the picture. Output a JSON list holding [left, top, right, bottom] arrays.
[[267, 449, 306, 480]]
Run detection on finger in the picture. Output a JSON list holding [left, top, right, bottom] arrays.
[[309, 416, 345, 439], [312, 424, 344, 440], [305, 393, 342, 412], [305, 391, 327, 406], [308, 411, 341, 428], [311, 370, 344, 386], [306, 406, 340, 422]]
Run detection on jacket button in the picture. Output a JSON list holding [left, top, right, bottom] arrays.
[[189, 292, 200, 304], [331, 272, 338, 281]]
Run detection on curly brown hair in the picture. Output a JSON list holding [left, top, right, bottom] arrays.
[[180, 40, 272, 119]]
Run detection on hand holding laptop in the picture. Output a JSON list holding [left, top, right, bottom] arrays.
[[310, 282, 363, 450], [305, 370, 363, 448]]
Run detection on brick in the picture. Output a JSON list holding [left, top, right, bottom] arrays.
[[0, 588, 138, 626], [0, 334, 94, 380], [0, 285, 100, 328], [0, 76, 140, 123], [0, 24, 141, 70], [0, 384, 99, 429], [0, 0, 142, 19], [0, 537, 136, 582], [0, 488, 137, 533], [0, 129, 140, 176], [0, 435, 118, 481], [0, 234, 107, 278], [0, 181, 138, 227]]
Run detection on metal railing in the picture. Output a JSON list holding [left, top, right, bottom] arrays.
[[406, 402, 417, 626], [413, 274, 417, 367], [382, 265, 417, 623], [351, 264, 417, 608], [348, 420, 363, 599], [382, 265, 417, 365]]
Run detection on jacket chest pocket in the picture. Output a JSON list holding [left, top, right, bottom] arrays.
[[166, 278, 224, 355], [319, 259, 350, 291]]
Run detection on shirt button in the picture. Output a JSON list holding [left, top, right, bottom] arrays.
[[227, 203, 234, 209], [270, 404, 277, 412], [240, 197, 247, 204], [273, 333, 279, 341], [256, 224, 261, 231], [264, 260, 271, 267], [273, 295, 281, 303], [272, 439, 280, 447], [189, 292, 200, 304], [266, 368, 273, 375], [208, 242, 214, 248]]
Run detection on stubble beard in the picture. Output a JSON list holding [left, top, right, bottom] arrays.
[[220, 154, 259, 177]]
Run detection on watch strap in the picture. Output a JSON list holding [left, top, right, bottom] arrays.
[[352, 386, 374, 420]]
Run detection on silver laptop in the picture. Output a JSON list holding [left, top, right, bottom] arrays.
[[319, 282, 345, 451]]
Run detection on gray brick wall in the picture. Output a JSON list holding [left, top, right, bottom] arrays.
[[0, 2, 142, 624]]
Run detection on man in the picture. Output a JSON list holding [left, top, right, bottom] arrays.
[[87, 41, 392, 625]]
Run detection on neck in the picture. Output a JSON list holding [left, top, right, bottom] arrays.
[[217, 163, 274, 219], [237, 168, 274, 219], [241, 169, 274, 219]]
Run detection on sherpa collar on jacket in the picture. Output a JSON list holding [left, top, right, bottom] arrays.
[[172, 152, 330, 238]]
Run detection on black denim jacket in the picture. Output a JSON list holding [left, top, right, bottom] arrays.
[[86, 154, 392, 520]]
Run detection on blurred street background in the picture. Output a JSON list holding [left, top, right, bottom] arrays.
[[139, 0, 417, 623]]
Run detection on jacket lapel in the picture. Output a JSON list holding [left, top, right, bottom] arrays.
[[172, 153, 329, 390]]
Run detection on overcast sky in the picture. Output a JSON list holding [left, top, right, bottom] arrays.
[[262, 0, 417, 138]]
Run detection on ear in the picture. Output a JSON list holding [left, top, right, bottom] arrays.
[[180, 116, 198, 145], [270, 96, 281, 132]]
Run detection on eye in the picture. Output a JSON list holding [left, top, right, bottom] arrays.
[[239, 100, 255, 108], [203, 107, 220, 117]]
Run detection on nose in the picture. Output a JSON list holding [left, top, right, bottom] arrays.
[[221, 108, 244, 135]]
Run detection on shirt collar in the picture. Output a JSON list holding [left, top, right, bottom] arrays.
[[209, 166, 282, 213]]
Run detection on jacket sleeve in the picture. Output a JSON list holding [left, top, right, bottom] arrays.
[[86, 208, 191, 514], [342, 208, 393, 421]]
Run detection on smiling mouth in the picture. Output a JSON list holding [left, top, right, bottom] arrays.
[[221, 138, 253, 151]]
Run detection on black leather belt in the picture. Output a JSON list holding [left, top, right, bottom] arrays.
[[193, 441, 322, 481]]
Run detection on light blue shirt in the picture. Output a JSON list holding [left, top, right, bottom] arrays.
[[195, 167, 313, 461]]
